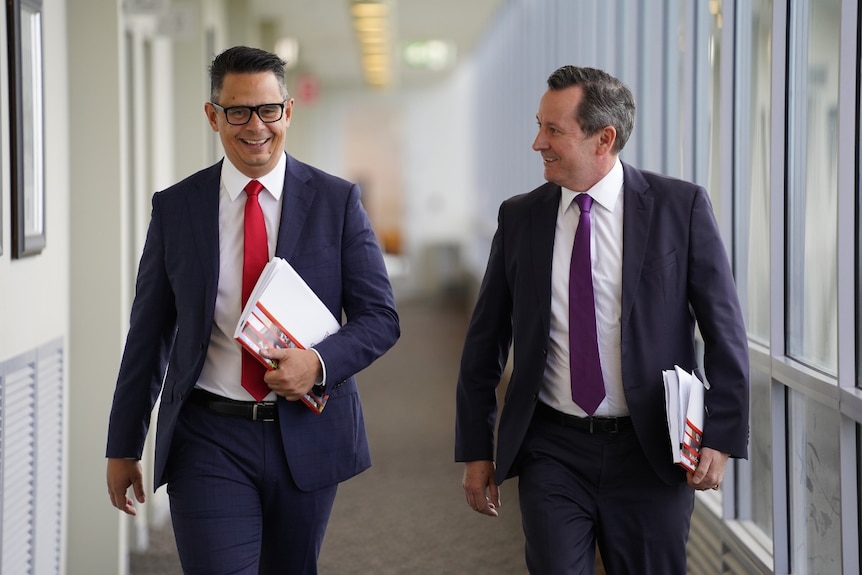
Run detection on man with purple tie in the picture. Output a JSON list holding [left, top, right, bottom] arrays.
[[455, 66, 749, 574], [106, 46, 399, 574]]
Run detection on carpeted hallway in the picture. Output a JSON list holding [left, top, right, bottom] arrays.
[[130, 297, 529, 574]]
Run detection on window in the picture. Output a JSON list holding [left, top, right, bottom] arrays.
[[788, 390, 842, 572], [732, 0, 774, 541], [735, 0, 772, 345], [786, 0, 840, 374]]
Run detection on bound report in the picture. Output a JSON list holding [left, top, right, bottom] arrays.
[[234, 257, 341, 414], [662, 365, 707, 472]]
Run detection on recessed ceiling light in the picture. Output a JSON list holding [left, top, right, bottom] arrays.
[[351, 0, 393, 88]]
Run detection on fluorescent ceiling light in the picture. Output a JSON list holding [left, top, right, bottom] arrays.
[[351, 0, 392, 88], [351, 2, 387, 18]]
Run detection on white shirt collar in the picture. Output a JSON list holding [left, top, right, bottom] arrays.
[[222, 152, 287, 201], [561, 158, 623, 213]]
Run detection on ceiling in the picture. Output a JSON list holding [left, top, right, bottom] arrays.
[[249, 0, 505, 93]]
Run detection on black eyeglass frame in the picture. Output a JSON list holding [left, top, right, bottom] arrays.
[[210, 100, 288, 125]]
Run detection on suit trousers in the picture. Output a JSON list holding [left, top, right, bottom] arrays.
[[165, 399, 338, 575], [516, 410, 694, 575]]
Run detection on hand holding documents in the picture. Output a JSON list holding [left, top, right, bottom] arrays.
[[662, 365, 707, 473], [234, 257, 341, 414]]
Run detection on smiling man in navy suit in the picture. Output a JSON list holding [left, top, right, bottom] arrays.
[[106, 46, 399, 574], [455, 66, 749, 574]]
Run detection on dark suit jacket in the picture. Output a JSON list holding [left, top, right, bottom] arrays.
[[106, 154, 400, 492], [455, 162, 749, 485]]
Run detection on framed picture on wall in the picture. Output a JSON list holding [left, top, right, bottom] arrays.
[[7, 0, 45, 258]]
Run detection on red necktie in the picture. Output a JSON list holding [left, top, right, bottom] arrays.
[[569, 194, 606, 414], [241, 180, 270, 401]]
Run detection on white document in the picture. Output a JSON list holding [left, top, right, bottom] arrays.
[[662, 365, 706, 472], [235, 257, 340, 356], [234, 257, 340, 414], [662, 369, 682, 465]]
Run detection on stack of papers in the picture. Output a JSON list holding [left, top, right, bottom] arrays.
[[234, 257, 340, 413], [662, 365, 707, 472]]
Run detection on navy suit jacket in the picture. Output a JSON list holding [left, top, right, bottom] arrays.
[[455, 162, 749, 485], [107, 154, 400, 492]]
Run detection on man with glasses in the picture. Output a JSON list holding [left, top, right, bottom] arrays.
[[106, 45, 400, 574]]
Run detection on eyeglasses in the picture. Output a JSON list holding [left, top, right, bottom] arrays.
[[210, 101, 287, 125]]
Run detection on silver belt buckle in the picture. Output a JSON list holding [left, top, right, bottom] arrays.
[[252, 402, 275, 421]]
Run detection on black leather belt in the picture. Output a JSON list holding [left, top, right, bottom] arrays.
[[189, 388, 278, 422], [534, 402, 632, 434]]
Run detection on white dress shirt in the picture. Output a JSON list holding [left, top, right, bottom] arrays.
[[196, 154, 286, 400], [539, 159, 628, 417]]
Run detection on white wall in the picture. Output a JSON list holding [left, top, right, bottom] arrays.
[[0, 3, 70, 355], [402, 67, 475, 253], [402, 66, 477, 298], [66, 1, 130, 573]]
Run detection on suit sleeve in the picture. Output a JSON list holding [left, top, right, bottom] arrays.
[[106, 193, 177, 459], [310, 183, 400, 384], [687, 188, 750, 458], [454, 205, 514, 462]]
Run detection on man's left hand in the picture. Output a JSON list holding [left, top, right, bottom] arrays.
[[259, 347, 323, 401], [687, 447, 729, 491]]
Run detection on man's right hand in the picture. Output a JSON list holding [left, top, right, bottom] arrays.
[[462, 460, 500, 517], [106, 458, 145, 516]]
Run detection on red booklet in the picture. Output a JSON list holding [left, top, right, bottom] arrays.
[[235, 258, 341, 413]]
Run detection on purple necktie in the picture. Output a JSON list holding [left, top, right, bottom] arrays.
[[569, 194, 605, 414]]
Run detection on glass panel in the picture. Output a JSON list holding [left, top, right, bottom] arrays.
[[749, 365, 773, 536], [786, 0, 839, 373], [675, 0, 688, 180], [788, 390, 841, 573], [736, 0, 772, 344], [732, 0, 773, 544], [706, 1, 722, 217]]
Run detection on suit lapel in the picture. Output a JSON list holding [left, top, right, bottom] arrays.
[[620, 162, 654, 327], [185, 163, 222, 312], [276, 155, 314, 261], [531, 183, 561, 337]]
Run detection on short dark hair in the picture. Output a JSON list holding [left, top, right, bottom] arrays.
[[546, 66, 636, 153], [209, 46, 288, 102]]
